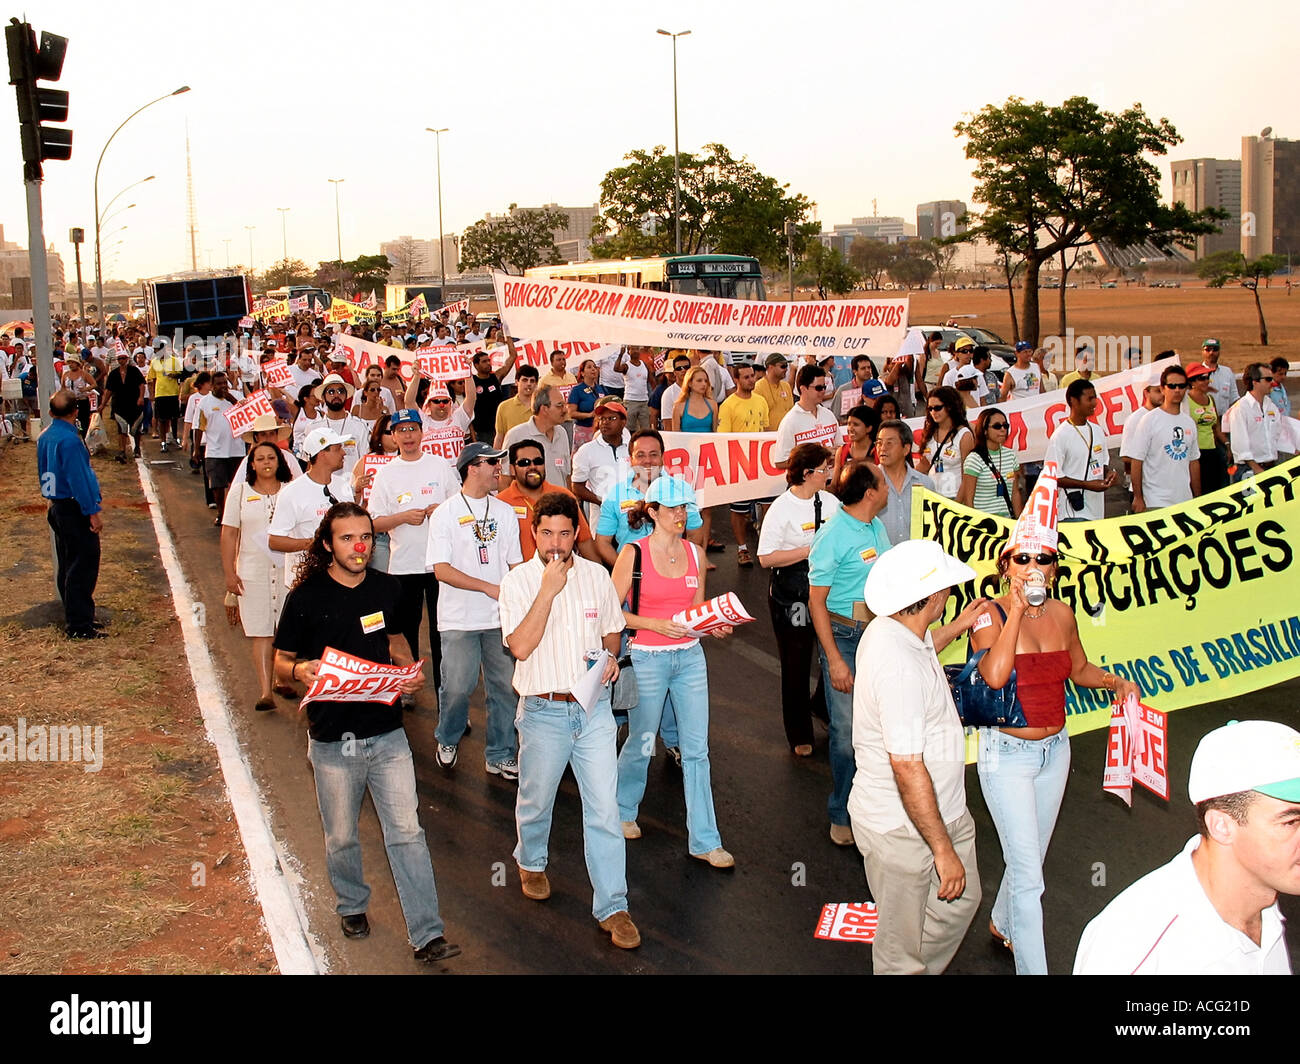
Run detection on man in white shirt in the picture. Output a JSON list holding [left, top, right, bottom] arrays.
[[312, 373, 370, 492], [851, 539, 989, 975], [1074, 719, 1300, 975], [427, 442, 523, 778], [572, 399, 630, 525], [197, 371, 246, 521], [501, 385, 572, 488], [774, 364, 839, 467], [497, 492, 639, 950], [287, 346, 321, 393], [1201, 338, 1238, 418], [1224, 363, 1282, 480], [1125, 366, 1200, 512], [1000, 341, 1045, 403], [267, 428, 355, 590], [657, 354, 692, 428], [1119, 383, 1163, 487], [1044, 379, 1116, 521], [615, 348, 650, 431], [691, 349, 733, 401], [368, 408, 459, 702], [595, 347, 626, 398]]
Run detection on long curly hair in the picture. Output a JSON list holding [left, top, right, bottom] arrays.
[[292, 502, 373, 591]]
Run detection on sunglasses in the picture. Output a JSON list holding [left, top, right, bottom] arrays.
[[512, 457, 543, 468], [987, 421, 1008, 430], [1011, 553, 1055, 566], [473, 457, 501, 467], [1165, 382, 1188, 390], [430, 398, 452, 405], [324, 387, 347, 396], [811, 384, 827, 392], [927, 405, 945, 413]]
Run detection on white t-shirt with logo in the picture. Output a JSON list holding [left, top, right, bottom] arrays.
[[1004, 365, 1042, 401], [267, 474, 355, 588], [425, 494, 523, 631], [368, 453, 460, 575], [1123, 407, 1200, 509], [774, 404, 840, 464], [1045, 420, 1109, 520], [197, 393, 245, 459]]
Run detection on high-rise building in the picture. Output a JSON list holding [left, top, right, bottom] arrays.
[[380, 234, 460, 282], [0, 224, 67, 310], [1241, 133, 1300, 262], [482, 203, 600, 263], [916, 201, 968, 241], [818, 216, 916, 255], [1169, 159, 1241, 259]]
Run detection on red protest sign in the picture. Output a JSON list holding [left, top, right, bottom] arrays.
[[420, 423, 466, 462], [415, 345, 470, 382], [1102, 696, 1169, 806], [301, 647, 423, 709], [224, 389, 275, 436], [814, 902, 878, 943], [262, 358, 294, 390], [671, 592, 755, 635], [360, 452, 394, 507]]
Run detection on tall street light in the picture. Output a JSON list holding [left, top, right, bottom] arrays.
[[425, 127, 449, 286], [223, 238, 232, 268], [94, 88, 190, 331], [98, 175, 154, 228], [657, 29, 690, 256], [245, 225, 255, 273], [328, 178, 345, 295], [277, 207, 290, 263]]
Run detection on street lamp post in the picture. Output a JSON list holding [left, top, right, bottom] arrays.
[[223, 238, 232, 268], [328, 178, 345, 295], [93, 88, 189, 331], [277, 207, 290, 263], [245, 226, 255, 273], [657, 29, 690, 256], [425, 128, 449, 288]]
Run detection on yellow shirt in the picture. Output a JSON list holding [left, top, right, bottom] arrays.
[[1060, 370, 1091, 392], [495, 395, 533, 439], [147, 354, 183, 398], [718, 393, 770, 433], [754, 377, 793, 427]]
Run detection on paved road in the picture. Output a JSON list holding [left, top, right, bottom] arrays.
[[144, 444, 1300, 975]]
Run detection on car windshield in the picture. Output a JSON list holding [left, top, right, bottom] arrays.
[[966, 327, 1005, 345]]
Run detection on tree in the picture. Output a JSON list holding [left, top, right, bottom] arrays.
[[260, 258, 313, 291], [459, 205, 568, 274], [589, 143, 817, 267], [924, 238, 961, 289], [1199, 251, 1286, 345], [954, 96, 1228, 345], [799, 243, 859, 299], [346, 254, 391, 293], [1077, 249, 1107, 286], [848, 238, 895, 290], [888, 245, 936, 290], [390, 237, 421, 284]]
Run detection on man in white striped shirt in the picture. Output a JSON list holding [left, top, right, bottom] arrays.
[[498, 492, 641, 950]]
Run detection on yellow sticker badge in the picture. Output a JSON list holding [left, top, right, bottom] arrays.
[[620, 499, 638, 511], [801, 521, 816, 531], [512, 506, 528, 517], [859, 547, 878, 563], [396, 491, 413, 505], [360, 611, 386, 634], [458, 514, 477, 525]]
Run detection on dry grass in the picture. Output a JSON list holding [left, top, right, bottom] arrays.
[[0, 441, 275, 975]]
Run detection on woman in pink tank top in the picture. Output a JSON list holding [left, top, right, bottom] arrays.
[[610, 475, 735, 869]]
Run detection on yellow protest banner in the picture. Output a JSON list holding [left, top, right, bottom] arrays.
[[912, 456, 1300, 742], [251, 299, 290, 321]]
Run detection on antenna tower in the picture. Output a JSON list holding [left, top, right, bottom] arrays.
[[185, 122, 199, 270]]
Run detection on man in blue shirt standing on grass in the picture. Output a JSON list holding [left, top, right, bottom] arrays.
[[37, 389, 105, 640]]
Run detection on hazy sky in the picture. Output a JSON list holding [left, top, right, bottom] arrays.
[[4, 0, 1295, 285]]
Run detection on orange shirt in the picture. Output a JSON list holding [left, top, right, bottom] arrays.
[[497, 481, 593, 560]]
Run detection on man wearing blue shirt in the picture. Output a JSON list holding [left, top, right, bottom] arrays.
[[38, 390, 105, 639], [593, 429, 703, 567]]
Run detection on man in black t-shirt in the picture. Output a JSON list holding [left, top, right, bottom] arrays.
[[273, 502, 460, 964], [468, 340, 518, 442], [104, 349, 148, 462]]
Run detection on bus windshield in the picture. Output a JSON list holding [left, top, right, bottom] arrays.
[[671, 275, 765, 300]]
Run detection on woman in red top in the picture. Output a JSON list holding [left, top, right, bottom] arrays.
[[971, 546, 1139, 974], [611, 475, 735, 869]]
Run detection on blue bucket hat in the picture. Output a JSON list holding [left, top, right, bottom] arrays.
[[645, 475, 697, 508]]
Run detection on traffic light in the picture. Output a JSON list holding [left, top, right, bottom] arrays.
[[6, 19, 71, 180]]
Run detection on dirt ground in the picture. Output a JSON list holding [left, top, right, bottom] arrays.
[[0, 439, 276, 974]]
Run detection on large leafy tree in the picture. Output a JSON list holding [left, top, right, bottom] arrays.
[[590, 143, 817, 267], [889, 244, 937, 290], [954, 96, 1227, 345], [1199, 251, 1287, 345], [259, 258, 314, 291], [799, 243, 859, 299], [459, 206, 568, 274], [848, 238, 896, 290]]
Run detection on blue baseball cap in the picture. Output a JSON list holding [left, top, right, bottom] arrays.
[[390, 408, 423, 429], [645, 475, 697, 508], [861, 379, 887, 400], [1015, 340, 1033, 352]]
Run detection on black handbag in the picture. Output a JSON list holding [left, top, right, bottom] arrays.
[[769, 494, 822, 612], [944, 606, 1026, 728]]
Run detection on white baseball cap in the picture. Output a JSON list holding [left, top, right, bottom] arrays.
[[301, 427, 355, 458], [1188, 720, 1300, 803], [864, 539, 975, 618]]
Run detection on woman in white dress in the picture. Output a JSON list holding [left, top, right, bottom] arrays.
[[221, 442, 293, 712]]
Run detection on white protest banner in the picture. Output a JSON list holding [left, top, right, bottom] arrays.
[[508, 337, 614, 371], [88, 389, 98, 413], [438, 298, 469, 318], [839, 388, 861, 415], [1102, 695, 1170, 806], [333, 333, 414, 381], [814, 902, 878, 943], [421, 422, 467, 462], [288, 295, 309, 314], [494, 272, 909, 358], [224, 389, 275, 436], [415, 345, 471, 382], [671, 592, 755, 635], [660, 430, 794, 507], [362, 289, 378, 310], [238, 315, 254, 329], [360, 453, 394, 507], [300, 647, 423, 709], [904, 356, 1176, 463], [261, 358, 295, 390]]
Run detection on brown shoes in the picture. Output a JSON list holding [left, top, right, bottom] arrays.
[[621, 820, 641, 839], [691, 847, 736, 869], [519, 866, 551, 901], [598, 910, 641, 949]]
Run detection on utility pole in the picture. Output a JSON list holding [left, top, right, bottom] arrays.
[[425, 128, 448, 287], [277, 207, 290, 263], [657, 30, 690, 256], [245, 225, 255, 273], [70, 227, 85, 322], [328, 178, 345, 295]]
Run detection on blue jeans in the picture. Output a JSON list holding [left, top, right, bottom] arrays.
[[514, 693, 628, 921], [308, 727, 446, 949], [435, 627, 518, 764], [818, 618, 864, 827], [617, 643, 722, 855], [977, 728, 1071, 975]]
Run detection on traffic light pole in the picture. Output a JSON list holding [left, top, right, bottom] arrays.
[[25, 174, 56, 426]]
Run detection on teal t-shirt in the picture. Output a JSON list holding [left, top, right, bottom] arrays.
[[808, 508, 892, 616]]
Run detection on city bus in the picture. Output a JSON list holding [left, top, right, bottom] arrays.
[[524, 254, 766, 300]]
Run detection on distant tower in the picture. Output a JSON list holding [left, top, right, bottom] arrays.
[[185, 122, 199, 271]]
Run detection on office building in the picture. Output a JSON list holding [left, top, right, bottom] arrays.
[[916, 200, 968, 241], [1241, 133, 1300, 262], [1170, 159, 1241, 259]]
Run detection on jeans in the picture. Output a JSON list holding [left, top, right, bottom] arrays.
[[817, 618, 864, 827], [394, 571, 442, 692], [977, 728, 1071, 975], [514, 693, 628, 921], [617, 643, 722, 855], [308, 727, 446, 949], [48, 498, 100, 633], [435, 627, 518, 764]]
